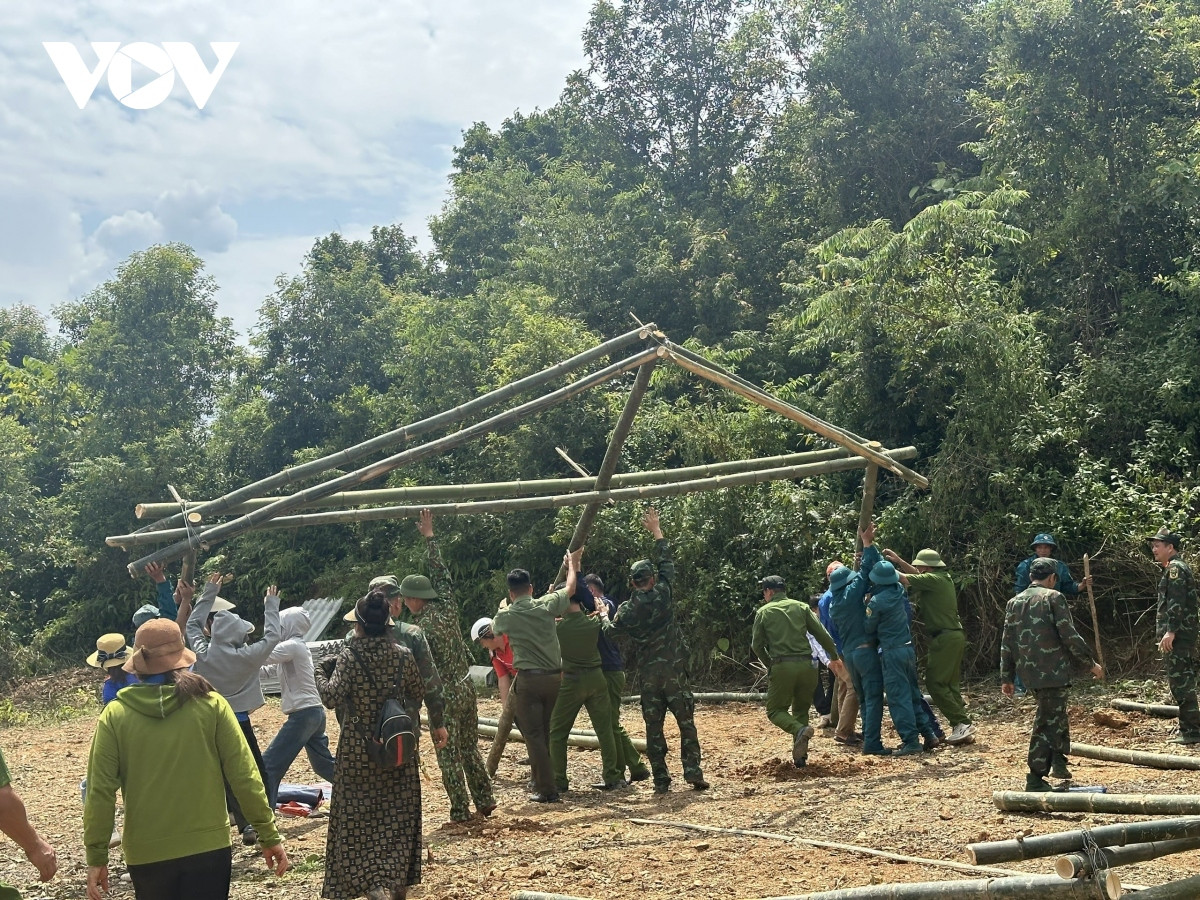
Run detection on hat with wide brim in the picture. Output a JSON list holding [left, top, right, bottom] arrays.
[[398, 574, 438, 600], [343, 607, 395, 625], [912, 549, 947, 568], [829, 565, 852, 591], [87, 633, 130, 669], [869, 561, 900, 586], [124, 619, 195, 675]]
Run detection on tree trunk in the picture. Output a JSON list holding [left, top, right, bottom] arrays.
[[1054, 835, 1200, 878], [1109, 699, 1179, 719], [993, 791, 1200, 815], [1069, 742, 1200, 771], [967, 817, 1200, 865]]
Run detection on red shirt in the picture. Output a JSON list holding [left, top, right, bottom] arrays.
[[490, 634, 515, 680]]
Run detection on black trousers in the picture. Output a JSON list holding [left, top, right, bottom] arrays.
[[226, 717, 268, 832], [512, 671, 562, 796], [128, 847, 232, 900], [812, 662, 834, 717]]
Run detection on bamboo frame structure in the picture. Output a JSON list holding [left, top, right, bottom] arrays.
[[125, 346, 662, 572], [1054, 835, 1200, 878], [1069, 742, 1200, 771], [966, 817, 1200, 865], [855, 460, 880, 552], [135, 324, 658, 535], [133, 447, 876, 519], [993, 791, 1200, 815], [109, 449, 917, 548]]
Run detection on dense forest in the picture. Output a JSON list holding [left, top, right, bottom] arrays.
[[2, 0, 1198, 686]]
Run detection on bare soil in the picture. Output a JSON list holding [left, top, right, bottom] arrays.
[[3, 675, 1200, 899]]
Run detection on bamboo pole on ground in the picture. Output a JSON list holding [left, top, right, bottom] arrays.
[[748, 873, 1119, 900], [477, 716, 648, 751], [511, 893, 597, 900], [110, 450, 917, 548], [1128, 873, 1200, 898], [555, 358, 657, 584], [967, 816, 1200, 865], [993, 791, 1200, 815], [124, 347, 661, 572], [626, 818, 1033, 879], [135, 325, 657, 535], [134, 447, 885, 519], [1054, 835, 1200, 878], [1083, 554, 1105, 675], [474, 722, 611, 751], [1110, 699, 1179, 718], [1069, 742, 1200, 771], [624, 692, 767, 703], [661, 341, 929, 489]]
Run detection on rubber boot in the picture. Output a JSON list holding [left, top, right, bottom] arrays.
[[1025, 773, 1052, 792]]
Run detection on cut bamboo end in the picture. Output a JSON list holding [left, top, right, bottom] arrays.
[[1054, 856, 1076, 879]]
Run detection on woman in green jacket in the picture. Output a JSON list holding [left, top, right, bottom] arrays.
[[84, 617, 289, 900]]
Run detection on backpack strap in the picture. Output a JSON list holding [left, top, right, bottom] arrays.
[[343, 642, 406, 740]]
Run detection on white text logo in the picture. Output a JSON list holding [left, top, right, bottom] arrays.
[[43, 42, 239, 110]]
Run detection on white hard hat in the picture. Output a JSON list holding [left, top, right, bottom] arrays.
[[470, 617, 494, 642]]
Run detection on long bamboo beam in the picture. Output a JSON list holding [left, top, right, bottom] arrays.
[[1054, 835, 1200, 878], [125, 347, 662, 572], [108, 449, 917, 548], [967, 817, 1200, 865], [752, 874, 1119, 900], [993, 791, 1200, 815], [662, 342, 929, 489], [1110, 699, 1179, 719], [1069, 742, 1200, 771], [1130, 873, 1200, 899], [136, 324, 657, 534], [557, 358, 657, 584], [134, 447, 873, 519], [476, 715, 648, 750]]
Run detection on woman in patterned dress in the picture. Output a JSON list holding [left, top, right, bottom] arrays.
[[316, 590, 442, 900]]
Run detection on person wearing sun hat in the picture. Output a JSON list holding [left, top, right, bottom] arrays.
[[87, 634, 136, 706], [83, 618, 287, 900], [1149, 526, 1200, 744]]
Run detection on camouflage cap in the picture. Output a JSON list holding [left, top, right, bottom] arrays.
[[869, 561, 900, 585], [399, 574, 438, 599], [759, 575, 786, 591], [630, 559, 655, 580], [1147, 527, 1182, 549], [369, 575, 401, 596], [1031, 533, 1057, 548], [1028, 557, 1058, 580], [828, 565, 852, 591], [912, 549, 947, 568]]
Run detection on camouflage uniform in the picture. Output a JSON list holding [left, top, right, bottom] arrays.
[[411, 538, 494, 821], [392, 622, 447, 732], [1156, 555, 1200, 740], [605, 539, 704, 791], [1000, 574, 1096, 780]]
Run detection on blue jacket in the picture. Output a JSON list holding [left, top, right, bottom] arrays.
[[865, 581, 915, 650], [1015, 557, 1080, 596]]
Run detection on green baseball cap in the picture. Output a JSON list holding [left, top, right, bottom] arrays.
[[630, 559, 655, 580], [399, 574, 438, 599]]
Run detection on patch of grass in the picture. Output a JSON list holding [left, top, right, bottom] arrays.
[[286, 853, 326, 876], [0, 687, 99, 727]]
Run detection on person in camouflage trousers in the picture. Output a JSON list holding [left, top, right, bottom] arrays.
[[1000, 557, 1103, 791], [1149, 526, 1200, 744], [399, 510, 495, 821], [598, 508, 708, 794]]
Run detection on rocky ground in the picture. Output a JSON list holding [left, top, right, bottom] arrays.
[[2, 673, 1198, 899]]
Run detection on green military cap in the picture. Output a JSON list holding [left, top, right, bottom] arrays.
[[869, 561, 900, 585], [828, 566, 852, 591], [759, 575, 786, 591], [369, 575, 401, 596], [399, 574, 438, 599], [1028, 557, 1058, 580], [630, 559, 655, 580], [1147, 526, 1182, 549], [912, 549, 947, 568]]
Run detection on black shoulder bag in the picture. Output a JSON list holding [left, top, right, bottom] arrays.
[[344, 644, 417, 770]]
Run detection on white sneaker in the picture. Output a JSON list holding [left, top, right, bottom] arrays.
[[946, 723, 975, 745], [109, 828, 122, 849]]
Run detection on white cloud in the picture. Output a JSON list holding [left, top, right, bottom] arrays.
[[0, 0, 594, 336]]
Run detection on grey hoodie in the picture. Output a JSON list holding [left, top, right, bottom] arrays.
[[262, 607, 321, 715], [187, 581, 281, 715]]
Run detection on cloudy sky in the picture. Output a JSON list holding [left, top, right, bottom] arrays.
[[1, 1, 594, 338]]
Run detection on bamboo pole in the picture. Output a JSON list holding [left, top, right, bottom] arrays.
[[1069, 742, 1200, 771], [477, 715, 648, 750], [1083, 555, 1105, 675], [626, 818, 1033, 879], [110, 451, 917, 548], [555, 358, 657, 584], [511, 893, 597, 900], [1110, 699, 1178, 719], [135, 325, 657, 534], [993, 791, 1200, 815], [1054, 835, 1200, 878], [485, 692, 518, 778], [855, 461, 880, 553], [475, 722, 610, 751], [748, 873, 1119, 900], [134, 447, 888, 519], [662, 342, 929, 489], [1128, 873, 1200, 899], [624, 692, 768, 703], [967, 816, 1200, 865], [125, 347, 662, 572]]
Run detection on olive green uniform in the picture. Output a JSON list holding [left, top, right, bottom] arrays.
[[549, 610, 622, 790], [1157, 556, 1200, 740], [905, 570, 970, 728], [751, 594, 840, 736]]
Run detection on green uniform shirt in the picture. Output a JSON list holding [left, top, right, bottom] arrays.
[[393, 622, 446, 730], [1156, 557, 1197, 651], [751, 594, 839, 667], [905, 570, 962, 634], [556, 610, 603, 672], [1000, 585, 1095, 690], [492, 588, 570, 671]]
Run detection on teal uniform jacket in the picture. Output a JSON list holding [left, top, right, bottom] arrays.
[[864, 582, 914, 649], [830, 546, 881, 649], [1015, 557, 1080, 596]]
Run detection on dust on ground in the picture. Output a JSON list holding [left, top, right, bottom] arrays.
[[3, 675, 1199, 899]]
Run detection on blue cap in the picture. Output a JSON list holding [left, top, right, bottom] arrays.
[[869, 561, 900, 585], [1031, 533, 1057, 548], [829, 566, 852, 591]]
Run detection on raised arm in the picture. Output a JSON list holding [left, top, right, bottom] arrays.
[[420, 509, 456, 607], [185, 575, 222, 653]]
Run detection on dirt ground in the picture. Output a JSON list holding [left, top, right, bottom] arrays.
[[2, 675, 1199, 899]]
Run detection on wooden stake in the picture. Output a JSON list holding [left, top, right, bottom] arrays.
[[1054, 835, 1200, 878], [136, 324, 657, 534], [1068, 742, 1200, 771], [967, 816, 1200, 865], [125, 346, 661, 572], [994, 790, 1200, 815], [109, 450, 917, 547], [663, 342, 929, 489], [1084, 554, 1105, 675], [134, 447, 886, 519], [1109, 699, 1178, 719]]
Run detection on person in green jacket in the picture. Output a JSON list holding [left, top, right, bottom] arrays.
[[752, 574, 844, 767], [548, 589, 624, 792], [1150, 526, 1200, 744], [0, 744, 57, 900], [84, 618, 288, 900]]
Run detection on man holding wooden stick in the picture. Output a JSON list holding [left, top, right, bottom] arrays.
[[1149, 526, 1200, 744], [1001, 557, 1103, 791]]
